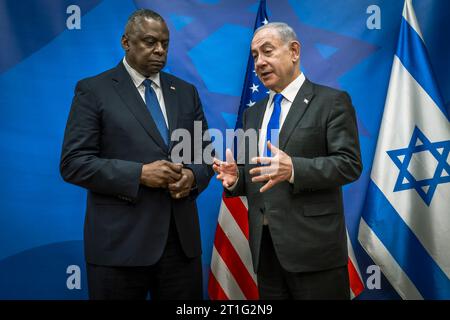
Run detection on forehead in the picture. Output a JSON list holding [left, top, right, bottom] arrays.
[[251, 28, 283, 49], [134, 18, 169, 39]]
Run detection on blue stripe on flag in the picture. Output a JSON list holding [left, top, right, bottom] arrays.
[[396, 17, 448, 119], [362, 181, 450, 299]]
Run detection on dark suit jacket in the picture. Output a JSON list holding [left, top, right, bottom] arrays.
[[60, 62, 213, 266], [226, 79, 362, 273]]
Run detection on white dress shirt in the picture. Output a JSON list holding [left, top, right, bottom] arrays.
[[259, 72, 305, 184], [122, 57, 169, 127]]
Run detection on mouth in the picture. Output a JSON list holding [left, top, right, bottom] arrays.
[[259, 71, 273, 80]]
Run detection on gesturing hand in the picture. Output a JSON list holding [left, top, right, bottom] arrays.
[[249, 141, 293, 193], [213, 148, 238, 188]]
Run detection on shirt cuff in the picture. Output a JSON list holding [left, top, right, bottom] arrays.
[[289, 163, 295, 184]]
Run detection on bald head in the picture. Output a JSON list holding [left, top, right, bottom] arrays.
[[124, 9, 165, 38]]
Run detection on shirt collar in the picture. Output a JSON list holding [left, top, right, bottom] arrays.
[[268, 72, 305, 105], [122, 57, 161, 89]]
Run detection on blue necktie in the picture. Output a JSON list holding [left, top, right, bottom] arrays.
[[143, 79, 169, 146], [264, 93, 283, 157]]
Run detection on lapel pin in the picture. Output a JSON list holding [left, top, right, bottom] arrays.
[[304, 98, 309, 104], [170, 86, 176, 90]]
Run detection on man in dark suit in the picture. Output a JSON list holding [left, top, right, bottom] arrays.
[[214, 22, 362, 299], [60, 9, 213, 299]]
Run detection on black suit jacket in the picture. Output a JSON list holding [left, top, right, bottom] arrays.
[[60, 62, 213, 266], [226, 79, 362, 273]]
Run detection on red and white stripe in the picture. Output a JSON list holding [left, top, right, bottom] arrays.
[[209, 193, 364, 299], [208, 194, 259, 300], [347, 230, 365, 298]]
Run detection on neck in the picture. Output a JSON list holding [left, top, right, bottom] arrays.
[[274, 69, 301, 93], [124, 56, 153, 78]]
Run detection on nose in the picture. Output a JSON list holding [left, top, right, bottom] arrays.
[[254, 56, 266, 72], [154, 42, 165, 55]]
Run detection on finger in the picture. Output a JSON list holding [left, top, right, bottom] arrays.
[[166, 161, 183, 173], [251, 156, 271, 165], [223, 178, 235, 188], [168, 171, 182, 183], [174, 190, 189, 199], [225, 148, 236, 164], [212, 163, 221, 174], [251, 174, 271, 183], [249, 167, 262, 176], [171, 176, 188, 191], [170, 174, 187, 190], [168, 182, 179, 191], [260, 179, 275, 193], [249, 165, 274, 176]]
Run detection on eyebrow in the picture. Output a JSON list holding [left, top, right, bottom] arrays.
[[252, 41, 274, 50], [141, 34, 169, 41], [261, 42, 275, 48]]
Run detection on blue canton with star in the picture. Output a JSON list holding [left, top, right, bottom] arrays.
[[387, 126, 450, 206]]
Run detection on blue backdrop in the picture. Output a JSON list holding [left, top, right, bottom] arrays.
[[0, 0, 449, 299]]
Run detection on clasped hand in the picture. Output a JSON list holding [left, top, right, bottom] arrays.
[[140, 160, 195, 199]]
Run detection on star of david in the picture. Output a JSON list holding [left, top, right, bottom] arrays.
[[387, 126, 450, 206]]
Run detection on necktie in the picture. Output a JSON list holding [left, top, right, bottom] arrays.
[[143, 79, 169, 146], [264, 93, 283, 157]]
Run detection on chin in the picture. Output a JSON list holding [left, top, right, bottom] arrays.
[[262, 80, 275, 91], [146, 67, 163, 76]]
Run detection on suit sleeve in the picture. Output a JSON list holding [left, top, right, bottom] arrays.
[[60, 80, 142, 201], [184, 85, 214, 198], [291, 91, 362, 193]]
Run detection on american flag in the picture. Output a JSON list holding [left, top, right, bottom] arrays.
[[208, 0, 364, 300]]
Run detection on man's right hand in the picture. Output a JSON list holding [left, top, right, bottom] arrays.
[[140, 160, 183, 188], [213, 148, 238, 188]]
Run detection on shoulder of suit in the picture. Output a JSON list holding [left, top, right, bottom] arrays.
[[160, 71, 197, 90], [78, 66, 117, 83], [307, 79, 349, 99]]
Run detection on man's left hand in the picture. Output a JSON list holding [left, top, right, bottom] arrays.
[[168, 168, 195, 199], [249, 141, 293, 193]]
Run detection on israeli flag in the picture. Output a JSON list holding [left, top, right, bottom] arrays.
[[358, 0, 450, 299]]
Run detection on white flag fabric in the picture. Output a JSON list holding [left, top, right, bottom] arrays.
[[359, 0, 450, 299]]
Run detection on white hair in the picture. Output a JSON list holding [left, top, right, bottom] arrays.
[[254, 22, 298, 44]]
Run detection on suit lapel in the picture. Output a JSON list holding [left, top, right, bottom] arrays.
[[111, 62, 168, 152], [159, 72, 179, 151], [279, 79, 315, 149]]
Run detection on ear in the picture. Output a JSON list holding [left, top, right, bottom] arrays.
[[290, 41, 301, 63], [121, 34, 129, 51]]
